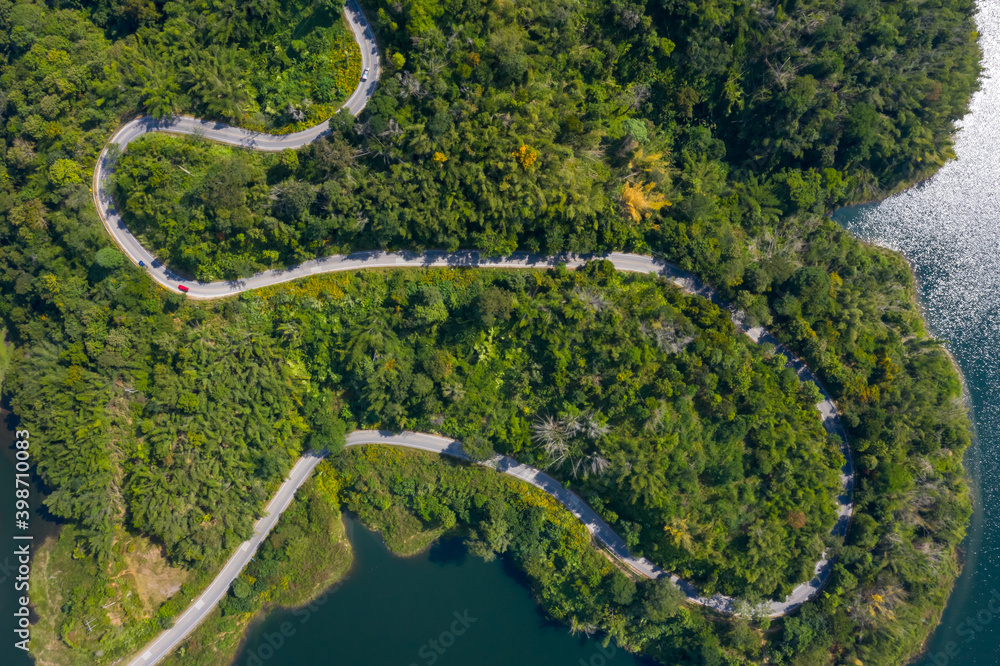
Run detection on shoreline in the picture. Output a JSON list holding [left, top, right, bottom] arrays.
[[223, 514, 357, 666], [830, 210, 980, 666], [220, 512, 476, 666], [166, 495, 354, 666]]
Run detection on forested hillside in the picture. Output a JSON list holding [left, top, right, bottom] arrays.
[[8, 258, 846, 662], [0, 0, 979, 664], [110, 0, 979, 278], [0, 0, 360, 134]]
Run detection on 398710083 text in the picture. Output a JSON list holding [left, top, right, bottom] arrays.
[[12, 429, 33, 652]]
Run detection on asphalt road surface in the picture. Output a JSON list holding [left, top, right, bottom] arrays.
[[117, 295, 853, 663], [111, 3, 853, 663]]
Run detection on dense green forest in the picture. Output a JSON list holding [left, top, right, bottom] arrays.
[[0, 0, 979, 664], [264, 264, 842, 600], [110, 0, 979, 279], [0, 0, 360, 136], [5, 262, 842, 662]]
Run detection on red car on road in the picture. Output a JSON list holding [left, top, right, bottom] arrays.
[[178, 285, 189, 293]]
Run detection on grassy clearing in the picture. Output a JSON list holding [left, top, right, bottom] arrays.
[[362, 504, 448, 557], [29, 525, 213, 665], [29, 541, 82, 666]]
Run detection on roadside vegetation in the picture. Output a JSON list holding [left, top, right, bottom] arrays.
[[161, 478, 353, 666], [0, 0, 360, 137], [0, 0, 978, 665], [29, 524, 202, 666], [111, 0, 979, 280], [323, 446, 698, 663], [257, 264, 841, 602], [176, 444, 692, 665], [2, 260, 841, 663]]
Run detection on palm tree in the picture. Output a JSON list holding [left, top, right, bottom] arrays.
[[621, 447, 670, 509], [532, 412, 611, 477], [184, 47, 251, 123], [210, 0, 247, 44], [344, 313, 396, 371], [663, 517, 694, 551], [277, 321, 301, 345], [442, 382, 466, 401], [735, 174, 781, 227], [141, 71, 181, 119], [568, 616, 596, 637]]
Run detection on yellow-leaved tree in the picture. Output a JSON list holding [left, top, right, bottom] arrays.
[[622, 180, 670, 222], [512, 144, 538, 169], [621, 147, 674, 222]]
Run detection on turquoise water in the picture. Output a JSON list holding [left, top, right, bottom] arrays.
[[234, 515, 654, 666]]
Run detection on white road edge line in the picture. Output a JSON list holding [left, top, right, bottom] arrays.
[[105, 4, 856, 664]]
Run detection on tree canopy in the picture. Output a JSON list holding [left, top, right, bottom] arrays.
[[0, 0, 978, 664]]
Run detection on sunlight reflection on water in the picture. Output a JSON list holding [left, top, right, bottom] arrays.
[[834, 2, 1000, 662]]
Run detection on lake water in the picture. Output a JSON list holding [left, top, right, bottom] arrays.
[[832, 3, 1000, 663], [0, 406, 651, 666], [9, 3, 1000, 663], [0, 410, 58, 666], [234, 515, 654, 666]]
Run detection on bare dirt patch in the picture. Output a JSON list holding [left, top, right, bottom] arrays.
[[122, 537, 190, 616]]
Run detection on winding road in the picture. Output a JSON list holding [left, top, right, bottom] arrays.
[[110, 3, 854, 664]]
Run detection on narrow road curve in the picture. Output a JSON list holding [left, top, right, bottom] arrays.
[[113, 3, 853, 664]]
